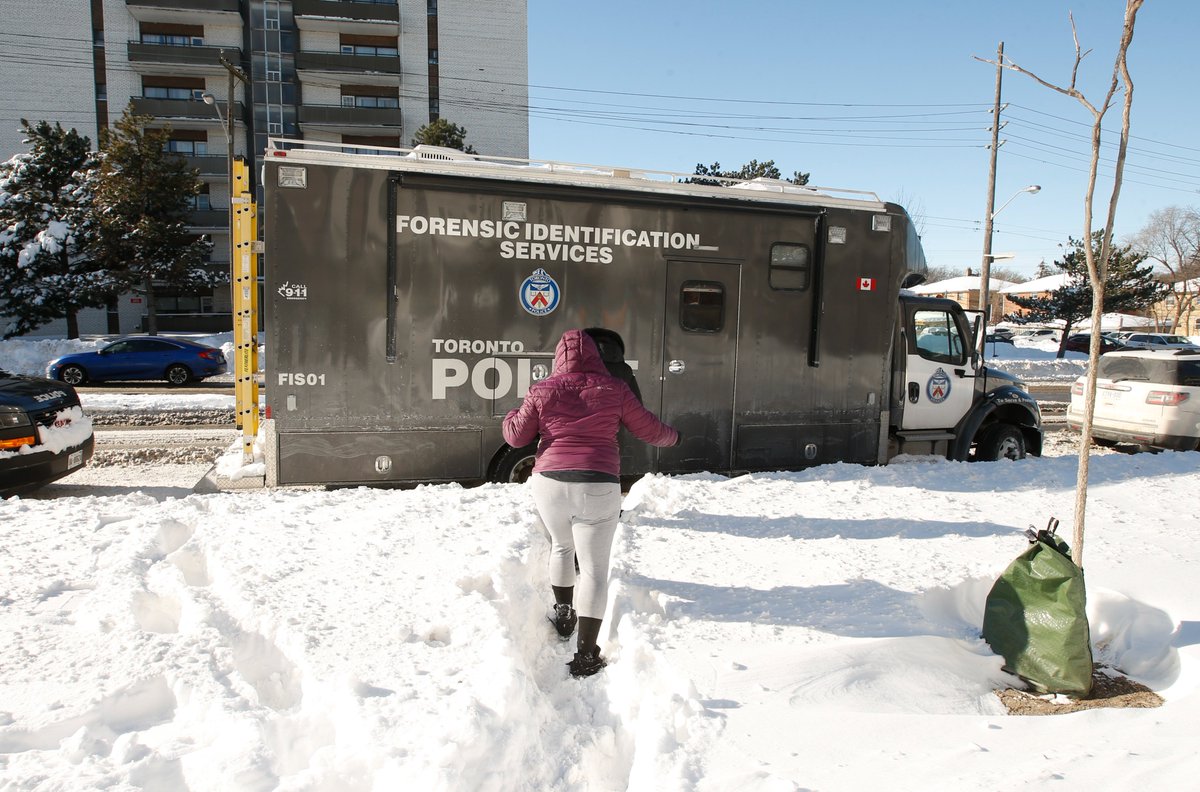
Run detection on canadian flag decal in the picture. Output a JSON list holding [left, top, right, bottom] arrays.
[[858, 277, 876, 291]]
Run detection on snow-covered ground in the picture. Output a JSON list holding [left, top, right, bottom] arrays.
[[2, 335, 1199, 791]]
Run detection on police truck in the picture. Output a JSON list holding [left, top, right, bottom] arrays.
[[260, 141, 1041, 486]]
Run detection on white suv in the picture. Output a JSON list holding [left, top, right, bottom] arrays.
[[1067, 349, 1200, 451], [1120, 332, 1200, 351]]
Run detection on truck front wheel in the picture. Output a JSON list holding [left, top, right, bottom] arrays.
[[491, 445, 537, 483], [975, 424, 1026, 461]]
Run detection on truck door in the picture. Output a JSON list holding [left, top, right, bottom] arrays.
[[657, 260, 740, 473], [901, 305, 977, 430]]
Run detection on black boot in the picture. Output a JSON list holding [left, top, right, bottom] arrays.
[[568, 616, 606, 677], [550, 586, 576, 639]]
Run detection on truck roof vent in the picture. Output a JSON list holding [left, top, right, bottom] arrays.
[[409, 145, 477, 162]]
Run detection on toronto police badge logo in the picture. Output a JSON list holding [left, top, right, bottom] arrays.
[[519, 268, 560, 316], [926, 367, 951, 404]]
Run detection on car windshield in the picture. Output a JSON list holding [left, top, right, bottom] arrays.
[[1163, 336, 1191, 344]]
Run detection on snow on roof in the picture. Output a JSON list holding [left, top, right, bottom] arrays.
[[1076, 312, 1155, 329], [998, 273, 1073, 294], [909, 275, 1015, 293]]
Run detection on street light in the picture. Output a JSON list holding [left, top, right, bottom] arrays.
[[994, 184, 1040, 215], [978, 184, 1040, 352], [201, 91, 234, 281]]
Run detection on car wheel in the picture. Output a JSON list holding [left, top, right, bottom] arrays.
[[58, 365, 87, 386], [166, 364, 192, 386], [491, 445, 537, 483], [975, 423, 1026, 461]]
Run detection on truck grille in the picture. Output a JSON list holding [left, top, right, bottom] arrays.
[[31, 404, 76, 430]]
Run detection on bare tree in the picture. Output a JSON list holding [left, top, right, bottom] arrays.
[[1130, 206, 1200, 333], [977, 0, 1144, 567]]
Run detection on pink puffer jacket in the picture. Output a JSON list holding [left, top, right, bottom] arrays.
[[502, 329, 678, 477]]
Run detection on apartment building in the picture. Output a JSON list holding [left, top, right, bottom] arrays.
[[1, 0, 529, 335]]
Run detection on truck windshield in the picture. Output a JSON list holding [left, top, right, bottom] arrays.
[[913, 309, 967, 364]]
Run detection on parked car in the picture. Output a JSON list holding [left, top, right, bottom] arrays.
[[1, 369, 94, 496], [1120, 333, 1200, 351], [46, 336, 227, 386], [1066, 349, 1200, 451], [1063, 333, 1125, 354]]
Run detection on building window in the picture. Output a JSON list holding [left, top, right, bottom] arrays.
[[187, 187, 211, 211], [428, 0, 437, 14], [165, 139, 208, 155], [340, 43, 398, 56], [429, 99, 439, 117], [342, 94, 399, 109], [141, 32, 205, 47], [96, 83, 107, 101], [340, 34, 399, 57], [428, 48, 438, 65], [268, 122, 283, 135], [93, 29, 104, 47], [145, 86, 204, 100]]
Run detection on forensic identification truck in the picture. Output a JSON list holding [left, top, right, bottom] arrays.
[[261, 141, 1041, 486]]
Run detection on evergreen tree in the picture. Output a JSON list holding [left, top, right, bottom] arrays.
[[410, 118, 477, 153], [90, 107, 217, 336], [0, 120, 117, 339], [688, 159, 810, 187], [1005, 231, 1167, 358]]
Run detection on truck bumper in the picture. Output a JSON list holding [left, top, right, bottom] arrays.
[[0, 435, 95, 496]]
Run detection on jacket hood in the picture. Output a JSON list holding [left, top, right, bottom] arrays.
[[553, 329, 609, 376]]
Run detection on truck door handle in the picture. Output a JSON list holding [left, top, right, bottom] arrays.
[[668, 360, 686, 374], [908, 382, 920, 403]]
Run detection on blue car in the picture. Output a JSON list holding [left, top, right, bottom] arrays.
[[47, 336, 227, 386]]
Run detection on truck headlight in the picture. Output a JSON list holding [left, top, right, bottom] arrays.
[[0, 405, 32, 428]]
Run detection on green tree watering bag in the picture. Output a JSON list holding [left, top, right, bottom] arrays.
[[982, 518, 1093, 697]]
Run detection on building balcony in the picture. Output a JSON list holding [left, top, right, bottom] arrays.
[[184, 154, 228, 177], [125, 0, 240, 24], [188, 209, 229, 230], [293, 0, 399, 34], [298, 104, 401, 135], [127, 41, 240, 75], [295, 51, 400, 86], [130, 97, 245, 126]]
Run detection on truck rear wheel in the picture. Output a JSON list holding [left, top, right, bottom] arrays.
[[975, 424, 1026, 461], [491, 445, 537, 484]]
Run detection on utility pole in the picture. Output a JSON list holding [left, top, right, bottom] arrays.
[[979, 40, 1004, 353], [218, 53, 247, 213]]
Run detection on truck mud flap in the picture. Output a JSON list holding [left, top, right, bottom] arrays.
[[277, 430, 481, 485]]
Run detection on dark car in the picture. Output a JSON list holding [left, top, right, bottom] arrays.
[[46, 336, 227, 386], [1, 369, 94, 496], [1063, 333, 1125, 354]]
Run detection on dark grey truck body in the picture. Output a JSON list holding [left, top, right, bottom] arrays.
[[262, 143, 1040, 486]]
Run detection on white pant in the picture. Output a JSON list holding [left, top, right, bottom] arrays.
[[531, 475, 622, 620]]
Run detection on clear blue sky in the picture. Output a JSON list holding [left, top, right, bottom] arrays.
[[525, 1, 1199, 280]]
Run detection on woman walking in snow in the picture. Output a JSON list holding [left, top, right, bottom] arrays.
[[503, 328, 678, 677]]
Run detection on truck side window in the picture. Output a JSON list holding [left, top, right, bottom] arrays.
[[913, 309, 965, 364], [680, 281, 724, 333], [769, 243, 811, 290]]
